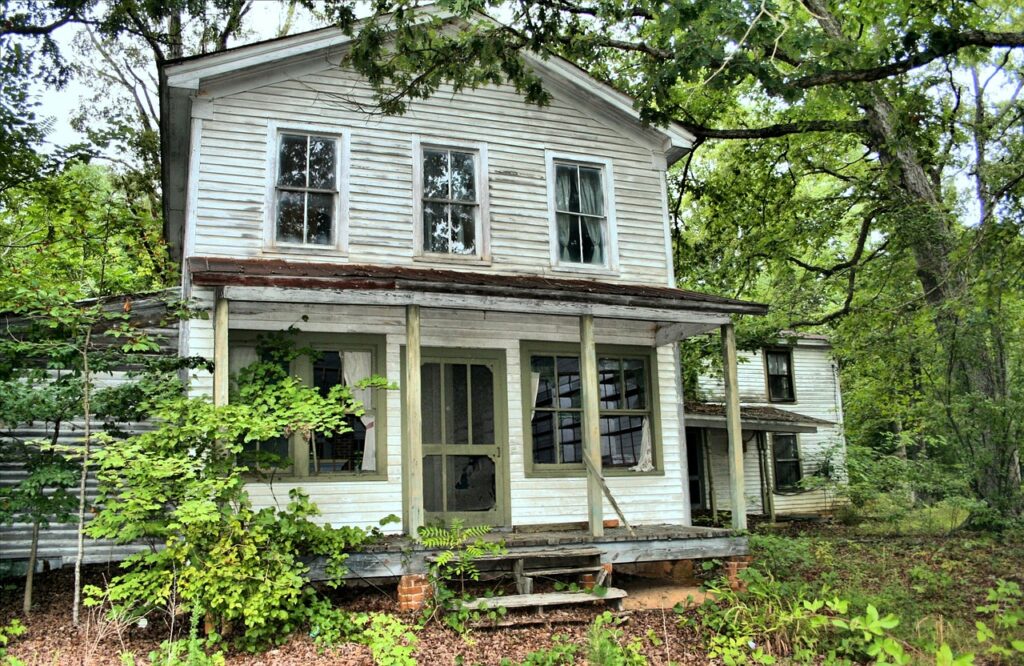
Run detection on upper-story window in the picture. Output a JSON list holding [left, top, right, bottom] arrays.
[[765, 348, 795, 402], [274, 133, 339, 246], [555, 162, 605, 265], [415, 142, 488, 258], [546, 152, 617, 271]]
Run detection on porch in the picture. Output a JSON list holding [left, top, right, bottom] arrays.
[[321, 523, 747, 580]]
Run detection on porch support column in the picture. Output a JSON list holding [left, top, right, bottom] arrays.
[[213, 293, 229, 407], [404, 305, 424, 535], [580, 314, 604, 537], [721, 322, 747, 530]]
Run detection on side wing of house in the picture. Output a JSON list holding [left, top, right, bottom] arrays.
[[693, 337, 846, 516]]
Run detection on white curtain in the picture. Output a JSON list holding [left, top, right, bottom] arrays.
[[343, 350, 376, 472], [578, 167, 603, 216], [582, 217, 604, 262], [229, 347, 259, 378], [629, 417, 655, 472], [530, 371, 541, 420]]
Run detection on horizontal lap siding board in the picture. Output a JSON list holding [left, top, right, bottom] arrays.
[[192, 67, 669, 286], [208, 297, 686, 530], [696, 342, 846, 515]]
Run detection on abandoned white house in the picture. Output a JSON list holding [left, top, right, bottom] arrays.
[[1, 22, 846, 580]]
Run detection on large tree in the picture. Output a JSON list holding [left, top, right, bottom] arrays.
[[332, 0, 1024, 518]]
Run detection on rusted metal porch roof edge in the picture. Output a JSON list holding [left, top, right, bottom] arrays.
[[685, 401, 834, 434], [188, 257, 769, 316]]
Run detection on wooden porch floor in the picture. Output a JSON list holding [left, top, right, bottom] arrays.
[[331, 523, 748, 581]]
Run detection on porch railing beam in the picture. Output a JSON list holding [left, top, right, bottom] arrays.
[[404, 304, 424, 535], [721, 322, 747, 530], [580, 314, 604, 537]]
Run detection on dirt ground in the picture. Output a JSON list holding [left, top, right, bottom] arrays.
[[1, 566, 712, 665]]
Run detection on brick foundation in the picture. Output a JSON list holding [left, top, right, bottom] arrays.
[[397, 573, 432, 612], [726, 555, 753, 591]]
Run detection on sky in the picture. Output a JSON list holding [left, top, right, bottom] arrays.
[[36, 1, 327, 150]]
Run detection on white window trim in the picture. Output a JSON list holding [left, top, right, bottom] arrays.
[[545, 150, 619, 274], [263, 119, 350, 255], [412, 137, 490, 262]]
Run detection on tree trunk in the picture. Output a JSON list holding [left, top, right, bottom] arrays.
[[23, 521, 39, 615]]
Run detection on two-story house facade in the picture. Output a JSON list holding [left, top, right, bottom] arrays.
[[159, 20, 767, 547]]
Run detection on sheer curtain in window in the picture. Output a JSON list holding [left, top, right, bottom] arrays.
[[342, 351, 376, 472]]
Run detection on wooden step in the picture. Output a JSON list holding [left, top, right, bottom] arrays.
[[524, 565, 605, 578], [461, 587, 627, 611]]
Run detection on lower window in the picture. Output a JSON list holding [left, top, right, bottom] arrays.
[[772, 433, 802, 491], [229, 332, 386, 478], [525, 345, 656, 473]]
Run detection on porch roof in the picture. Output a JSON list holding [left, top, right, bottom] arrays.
[[685, 400, 833, 433], [188, 256, 768, 316]]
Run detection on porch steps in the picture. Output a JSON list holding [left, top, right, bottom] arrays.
[[461, 587, 627, 612], [525, 565, 604, 578]]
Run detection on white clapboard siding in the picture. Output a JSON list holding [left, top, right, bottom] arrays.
[[696, 340, 847, 515], [191, 286, 688, 531], [190, 66, 670, 286]]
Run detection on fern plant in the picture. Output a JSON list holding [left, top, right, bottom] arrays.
[[417, 520, 507, 632]]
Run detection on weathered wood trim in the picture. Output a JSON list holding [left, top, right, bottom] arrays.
[[218, 286, 750, 322], [721, 323, 747, 530], [213, 295, 230, 407], [654, 320, 726, 346], [579, 315, 604, 537], [404, 305, 424, 534]]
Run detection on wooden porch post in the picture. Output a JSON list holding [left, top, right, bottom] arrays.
[[213, 294, 229, 407], [404, 305, 424, 535], [721, 322, 747, 530], [580, 314, 604, 537]]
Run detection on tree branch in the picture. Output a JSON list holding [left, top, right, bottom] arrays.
[[678, 119, 869, 140], [790, 30, 1024, 89]]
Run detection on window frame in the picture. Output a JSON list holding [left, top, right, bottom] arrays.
[[412, 137, 490, 262], [771, 432, 803, 492], [229, 331, 387, 482], [764, 347, 797, 403], [544, 151, 619, 274], [264, 120, 350, 255], [520, 341, 662, 478]]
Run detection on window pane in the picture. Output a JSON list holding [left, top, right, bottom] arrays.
[[774, 434, 799, 460], [449, 204, 476, 254], [774, 460, 802, 490], [555, 164, 576, 211], [581, 216, 604, 265], [531, 412, 556, 463], [424, 455, 443, 512], [423, 149, 448, 199], [424, 201, 449, 253], [767, 351, 789, 375], [444, 363, 469, 445], [623, 358, 647, 409], [278, 134, 307, 187], [313, 351, 342, 397], [307, 192, 333, 245], [470, 364, 494, 445], [308, 137, 336, 189], [769, 375, 793, 401], [531, 356, 555, 409], [311, 415, 364, 474], [556, 212, 580, 263], [598, 357, 621, 409], [447, 455, 496, 512], [421, 363, 442, 444], [450, 151, 476, 201], [578, 166, 603, 216], [276, 191, 304, 243], [556, 356, 581, 408], [559, 412, 583, 463], [600, 415, 643, 467]]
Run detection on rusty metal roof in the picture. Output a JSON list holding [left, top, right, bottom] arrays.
[[685, 400, 833, 433], [188, 257, 768, 315]]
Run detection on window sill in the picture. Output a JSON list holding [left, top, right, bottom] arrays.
[[263, 244, 348, 258], [549, 264, 619, 278], [243, 472, 389, 483], [412, 253, 492, 267], [525, 467, 664, 479]]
